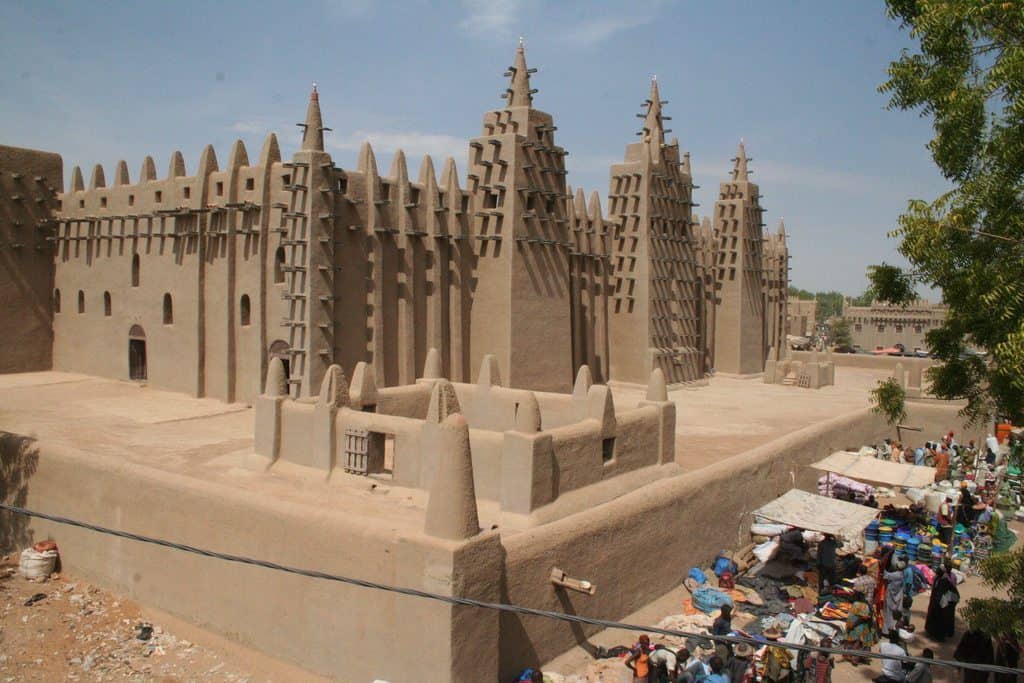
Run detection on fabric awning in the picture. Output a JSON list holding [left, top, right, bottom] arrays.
[[753, 488, 879, 539], [811, 451, 936, 488]]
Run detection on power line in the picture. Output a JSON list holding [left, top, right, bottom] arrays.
[[1, 502, 1021, 676]]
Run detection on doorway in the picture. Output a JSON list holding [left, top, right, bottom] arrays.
[[128, 325, 147, 380]]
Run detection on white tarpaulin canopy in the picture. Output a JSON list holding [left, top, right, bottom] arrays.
[[753, 489, 879, 539], [812, 451, 936, 488]]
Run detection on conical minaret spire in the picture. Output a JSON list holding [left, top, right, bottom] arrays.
[[505, 39, 535, 107], [641, 76, 665, 149], [778, 217, 786, 237], [732, 139, 749, 181], [300, 83, 327, 151]]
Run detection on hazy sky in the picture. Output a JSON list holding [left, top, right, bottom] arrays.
[[0, 0, 948, 296]]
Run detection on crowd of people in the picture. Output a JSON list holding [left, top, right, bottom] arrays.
[[514, 428, 1020, 683], [608, 429, 1020, 683], [609, 556, 1017, 683]]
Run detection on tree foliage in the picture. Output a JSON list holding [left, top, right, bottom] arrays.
[[787, 287, 845, 322], [830, 318, 853, 347], [875, 0, 1024, 425], [788, 286, 816, 301], [849, 287, 878, 307], [960, 544, 1024, 641], [871, 377, 908, 426]]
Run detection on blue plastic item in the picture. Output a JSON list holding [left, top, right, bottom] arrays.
[[692, 586, 734, 614], [688, 568, 706, 584], [713, 555, 737, 577]]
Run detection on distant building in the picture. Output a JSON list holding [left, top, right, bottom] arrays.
[[787, 297, 817, 338], [842, 299, 947, 351]]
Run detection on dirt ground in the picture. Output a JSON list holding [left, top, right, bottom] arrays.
[[0, 556, 326, 682]]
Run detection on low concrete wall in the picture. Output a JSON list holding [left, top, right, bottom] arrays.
[[0, 437, 502, 683], [794, 350, 935, 373], [497, 401, 978, 679]]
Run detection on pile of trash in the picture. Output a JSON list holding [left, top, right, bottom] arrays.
[[1, 545, 257, 681]]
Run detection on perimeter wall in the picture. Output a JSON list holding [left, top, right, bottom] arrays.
[[0, 438, 502, 683], [0, 400, 979, 683], [499, 400, 979, 678]]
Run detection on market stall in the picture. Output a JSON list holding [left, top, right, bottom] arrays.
[[753, 489, 880, 539], [813, 451, 936, 490]]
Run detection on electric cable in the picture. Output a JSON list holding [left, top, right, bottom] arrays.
[[1, 502, 1021, 676]]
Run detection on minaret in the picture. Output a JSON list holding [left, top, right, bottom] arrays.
[[763, 218, 790, 354], [465, 42, 573, 392], [694, 214, 719, 372], [712, 140, 767, 375], [282, 84, 337, 398], [606, 78, 699, 386]]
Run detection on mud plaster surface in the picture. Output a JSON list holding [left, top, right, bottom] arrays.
[[614, 365, 891, 470], [2, 366, 889, 510], [0, 365, 897, 535]]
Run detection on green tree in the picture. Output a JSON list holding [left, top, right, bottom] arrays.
[[875, 0, 1024, 425], [830, 318, 853, 347], [960, 544, 1024, 640], [850, 287, 877, 307], [788, 286, 815, 301], [814, 291, 845, 321], [871, 377, 908, 427]]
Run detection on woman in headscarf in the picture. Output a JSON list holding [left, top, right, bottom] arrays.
[[881, 560, 905, 633], [924, 566, 959, 641], [954, 629, 994, 683], [841, 592, 876, 665]]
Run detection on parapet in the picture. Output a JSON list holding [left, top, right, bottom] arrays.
[[763, 345, 835, 389], [252, 349, 676, 518]]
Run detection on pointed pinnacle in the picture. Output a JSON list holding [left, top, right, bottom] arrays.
[[733, 139, 748, 181], [507, 42, 533, 107], [301, 84, 325, 151], [641, 78, 664, 149], [70, 166, 84, 192]]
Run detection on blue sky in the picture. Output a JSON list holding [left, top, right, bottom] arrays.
[[0, 0, 947, 296]]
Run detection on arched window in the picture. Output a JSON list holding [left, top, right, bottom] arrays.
[[240, 294, 251, 326], [162, 293, 173, 324], [274, 246, 286, 284], [77, 290, 85, 313], [103, 291, 112, 317], [54, 289, 61, 313], [131, 253, 140, 287]]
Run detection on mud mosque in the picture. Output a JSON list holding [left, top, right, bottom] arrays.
[[2, 44, 788, 403], [0, 46, 842, 682]]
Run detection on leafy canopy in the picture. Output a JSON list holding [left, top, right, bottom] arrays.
[[871, 377, 908, 426], [875, 0, 1024, 425], [830, 318, 853, 347], [960, 544, 1024, 641], [786, 287, 845, 322]]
